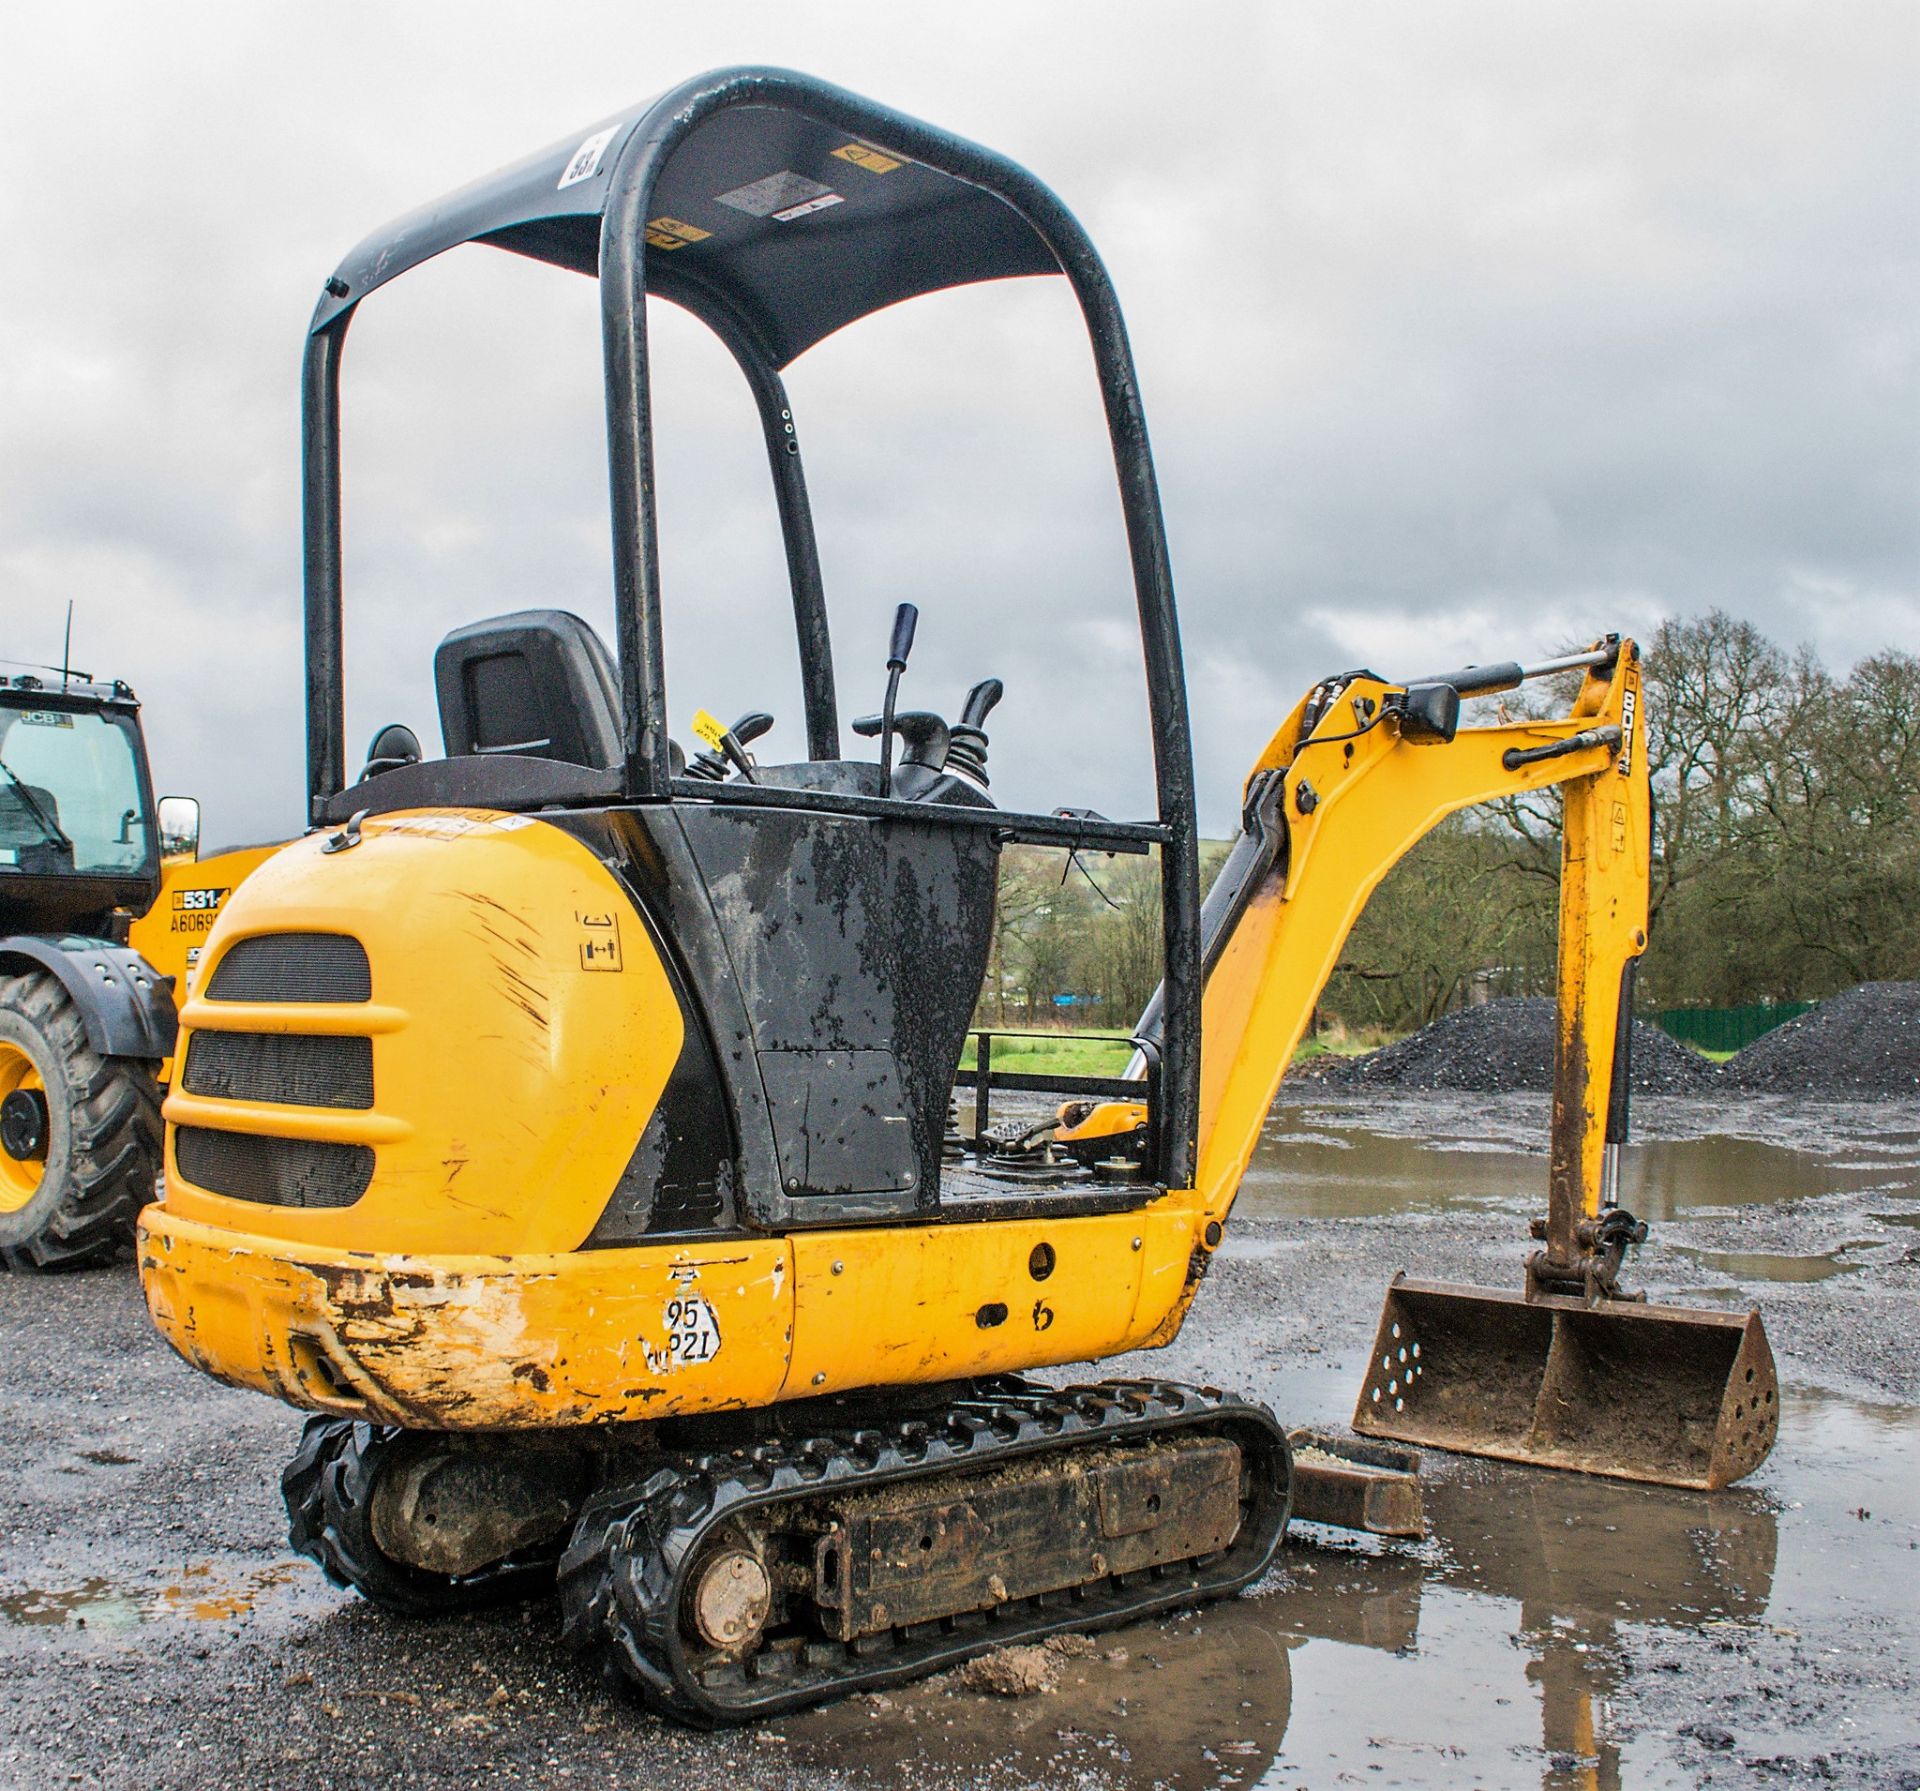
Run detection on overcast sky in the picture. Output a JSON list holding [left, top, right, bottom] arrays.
[[2, 3, 1914, 844]]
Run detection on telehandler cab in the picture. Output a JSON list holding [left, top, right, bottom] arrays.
[[136, 68, 1774, 1720], [0, 668, 273, 1268]]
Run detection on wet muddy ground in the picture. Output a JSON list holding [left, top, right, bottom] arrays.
[[2, 1093, 1916, 1789]]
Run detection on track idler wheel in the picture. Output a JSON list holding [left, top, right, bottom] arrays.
[[284, 1417, 567, 1615]]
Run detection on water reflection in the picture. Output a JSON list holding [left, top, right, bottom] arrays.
[[1276, 1465, 1775, 1791], [1236, 1094, 1920, 1224], [786, 1458, 1780, 1790], [0, 1561, 314, 1629]]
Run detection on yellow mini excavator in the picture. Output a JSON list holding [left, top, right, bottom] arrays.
[[136, 68, 1773, 1720]]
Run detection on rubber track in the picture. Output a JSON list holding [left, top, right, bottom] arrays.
[[0, 969, 162, 1272], [284, 1416, 560, 1616], [560, 1377, 1292, 1724]]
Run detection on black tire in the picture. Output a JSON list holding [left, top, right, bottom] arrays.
[[283, 1416, 560, 1616], [0, 968, 162, 1273]]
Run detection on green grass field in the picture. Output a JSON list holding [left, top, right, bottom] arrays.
[[959, 1027, 1382, 1078], [959, 1031, 1135, 1078]]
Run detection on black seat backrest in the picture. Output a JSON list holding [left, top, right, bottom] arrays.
[[434, 610, 622, 769]]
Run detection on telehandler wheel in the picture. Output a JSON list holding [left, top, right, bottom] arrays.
[[283, 1417, 561, 1616], [0, 970, 163, 1273]]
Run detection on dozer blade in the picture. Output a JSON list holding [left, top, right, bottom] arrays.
[[1351, 1275, 1777, 1490]]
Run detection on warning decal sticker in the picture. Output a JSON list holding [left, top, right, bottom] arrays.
[[576, 910, 622, 972], [833, 142, 903, 175], [645, 216, 712, 252], [715, 170, 844, 222], [557, 124, 621, 190]]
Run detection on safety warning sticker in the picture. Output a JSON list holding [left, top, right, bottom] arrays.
[[691, 708, 730, 752], [557, 124, 621, 190], [645, 216, 712, 252], [576, 910, 622, 972], [833, 142, 903, 174], [715, 170, 844, 222]]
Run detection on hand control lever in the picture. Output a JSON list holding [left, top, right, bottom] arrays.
[[852, 709, 950, 771], [877, 603, 918, 796], [944, 678, 1003, 791], [685, 710, 775, 782]]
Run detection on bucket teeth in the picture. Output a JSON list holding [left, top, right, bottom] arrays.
[[1352, 1275, 1778, 1490]]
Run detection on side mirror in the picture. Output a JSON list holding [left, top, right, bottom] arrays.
[[157, 795, 201, 862]]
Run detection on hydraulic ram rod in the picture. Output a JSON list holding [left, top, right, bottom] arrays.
[[1412, 645, 1618, 699]]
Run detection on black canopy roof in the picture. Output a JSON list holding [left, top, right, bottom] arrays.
[[311, 67, 1064, 368], [300, 65, 1203, 1186]]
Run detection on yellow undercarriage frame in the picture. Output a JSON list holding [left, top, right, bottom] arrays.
[[139, 1202, 1207, 1428]]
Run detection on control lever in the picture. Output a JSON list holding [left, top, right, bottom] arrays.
[[944, 677, 1003, 791], [852, 710, 951, 772], [685, 710, 774, 782], [877, 602, 918, 796]]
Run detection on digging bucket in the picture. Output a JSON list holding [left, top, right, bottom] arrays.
[[1350, 1276, 1777, 1490]]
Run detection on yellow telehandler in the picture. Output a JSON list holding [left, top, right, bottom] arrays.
[[135, 68, 1772, 1720], [0, 666, 273, 1268]]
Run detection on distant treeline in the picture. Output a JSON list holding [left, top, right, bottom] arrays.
[[985, 613, 1920, 1035]]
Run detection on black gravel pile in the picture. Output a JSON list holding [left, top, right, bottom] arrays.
[[1313, 996, 1721, 1094], [1723, 981, 1920, 1097]]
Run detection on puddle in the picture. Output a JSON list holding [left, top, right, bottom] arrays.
[[0, 1561, 314, 1630], [786, 1384, 1920, 1789], [1671, 1242, 1884, 1283], [1233, 1095, 1920, 1222], [790, 1094, 1920, 1788]]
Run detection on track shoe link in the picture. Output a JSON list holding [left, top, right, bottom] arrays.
[[559, 1378, 1292, 1723]]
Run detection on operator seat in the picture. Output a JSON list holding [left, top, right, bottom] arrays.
[[0, 780, 71, 871], [434, 609, 622, 770]]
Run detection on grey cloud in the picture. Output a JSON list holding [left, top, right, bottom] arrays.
[[0, 1, 1912, 843]]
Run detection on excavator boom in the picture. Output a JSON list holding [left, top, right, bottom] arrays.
[[1065, 635, 1776, 1488]]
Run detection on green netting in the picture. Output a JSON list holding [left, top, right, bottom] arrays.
[[1652, 1002, 1816, 1054]]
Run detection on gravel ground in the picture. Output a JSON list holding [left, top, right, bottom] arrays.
[[1723, 981, 1920, 1097], [2, 1096, 1916, 1790], [1306, 996, 1720, 1094]]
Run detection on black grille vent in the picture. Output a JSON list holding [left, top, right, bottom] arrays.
[[182, 1032, 374, 1110], [175, 1128, 373, 1209], [207, 934, 371, 1004]]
